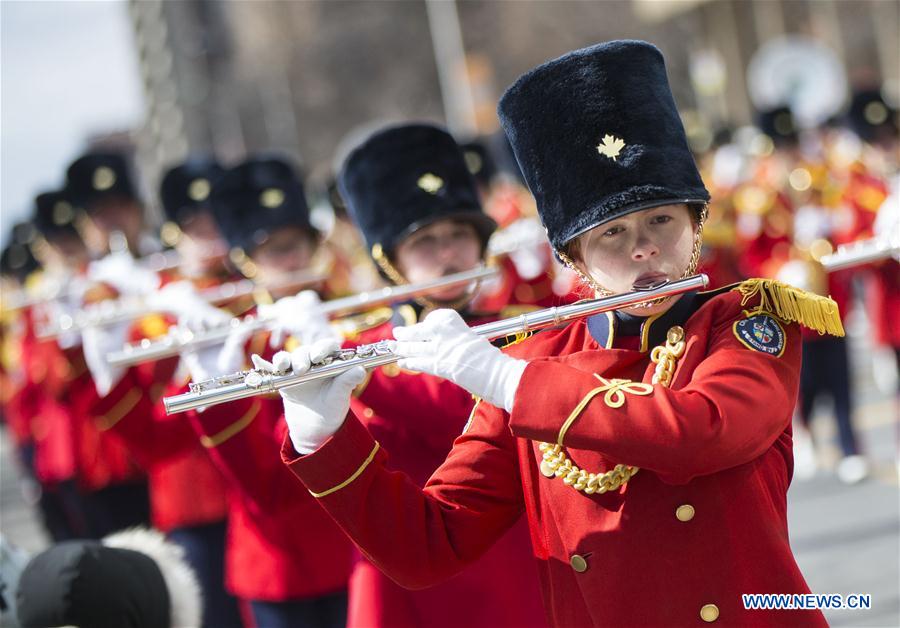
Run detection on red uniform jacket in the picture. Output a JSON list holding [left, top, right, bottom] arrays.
[[94, 363, 230, 532], [284, 284, 830, 627], [90, 269, 252, 532], [188, 392, 354, 602], [343, 314, 547, 628], [17, 305, 142, 490]]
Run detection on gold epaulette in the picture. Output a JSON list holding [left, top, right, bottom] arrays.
[[734, 279, 844, 337]]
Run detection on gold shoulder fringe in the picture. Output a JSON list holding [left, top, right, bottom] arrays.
[[734, 279, 844, 337]]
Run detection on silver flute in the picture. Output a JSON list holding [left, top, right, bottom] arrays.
[[108, 265, 499, 368], [819, 236, 900, 272], [163, 273, 709, 415], [36, 270, 326, 340]]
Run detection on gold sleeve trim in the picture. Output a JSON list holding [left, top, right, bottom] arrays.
[[96, 388, 142, 431], [309, 441, 380, 498], [462, 398, 482, 434], [200, 402, 260, 448]]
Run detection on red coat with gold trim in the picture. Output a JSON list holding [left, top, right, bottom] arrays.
[[343, 315, 547, 628], [94, 366, 230, 532], [283, 285, 828, 627], [188, 394, 354, 602], [89, 270, 252, 532]]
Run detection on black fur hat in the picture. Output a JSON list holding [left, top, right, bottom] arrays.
[[497, 40, 709, 252], [756, 105, 799, 147], [338, 123, 496, 257], [65, 152, 138, 210], [210, 156, 314, 255], [847, 88, 898, 144], [459, 139, 498, 188], [159, 157, 224, 225], [34, 190, 79, 240]]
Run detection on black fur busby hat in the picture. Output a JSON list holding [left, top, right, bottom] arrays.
[[15, 528, 202, 628], [65, 152, 138, 211], [756, 105, 799, 147], [460, 139, 498, 188], [159, 157, 224, 225], [847, 89, 898, 144], [1, 241, 40, 283], [16, 540, 170, 628], [34, 190, 79, 240], [338, 123, 496, 257], [497, 40, 709, 253], [210, 156, 315, 255]]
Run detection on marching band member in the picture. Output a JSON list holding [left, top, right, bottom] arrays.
[[274, 41, 842, 626], [257, 122, 548, 628], [27, 182, 151, 540], [84, 157, 242, 627], [180, 156, 354, 628], [6, 196, 90, 542]]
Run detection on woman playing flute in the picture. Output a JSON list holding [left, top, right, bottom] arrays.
[[273, 41, 840, 627]]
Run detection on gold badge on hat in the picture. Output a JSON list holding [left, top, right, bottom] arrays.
[[52, 201, 74, 225], [260, 188, 285, 208], [463, 151, 483, 175], [417, 173, 444, 194], [188, 178, 211, 202], [597, 134, 626, 161], [92, 166, 117, 191]]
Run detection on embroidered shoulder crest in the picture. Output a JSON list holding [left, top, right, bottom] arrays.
[[733, 312, 786, 357]]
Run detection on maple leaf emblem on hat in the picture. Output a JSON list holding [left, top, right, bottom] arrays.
[[597, 135, 626, 161]]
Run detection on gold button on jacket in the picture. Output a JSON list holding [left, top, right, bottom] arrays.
[[675, 504, 695, 522], [700, 603, 719, 622], [570, 554, 588, 573]]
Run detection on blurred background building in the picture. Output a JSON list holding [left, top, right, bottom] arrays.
[[3, 0, 898, 236]]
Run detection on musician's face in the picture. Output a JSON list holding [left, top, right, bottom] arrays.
[[47, 233, 90, 268], [572, 204, 697, 316], [393, 219, 482, 301], [251, 226, 317, 283], [87, 196, 144, 247], [177, 211, 227, 275]]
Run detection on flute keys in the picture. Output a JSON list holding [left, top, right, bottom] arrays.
[[244, 371, 264, 388]]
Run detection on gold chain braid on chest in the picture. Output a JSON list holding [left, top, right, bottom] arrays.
[[537, 325, 686, 494]]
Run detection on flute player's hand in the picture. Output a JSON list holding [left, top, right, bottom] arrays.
[[252, 338, 366, 454], [393, 309, 527, 413]]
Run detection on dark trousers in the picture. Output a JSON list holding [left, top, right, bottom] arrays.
[[16, 444, 89, 541], [799, 336, 859, 457], [38, 479, 90, 541], [81, 480, 151, 538], [168, 521, 242, 628], [250, 590, 348, 628]]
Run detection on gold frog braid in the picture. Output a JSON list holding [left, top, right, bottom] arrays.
[[538, 325, 686, 495]]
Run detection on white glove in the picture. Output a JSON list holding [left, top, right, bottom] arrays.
[[40, 296, 83, 350], [82, 319, 130, 397], [257, 290, 339, 350], [180, 319, 255, 383], [88, 251, 160, 297], [252, 338, 366, 454], [393, 309, 527, 413]]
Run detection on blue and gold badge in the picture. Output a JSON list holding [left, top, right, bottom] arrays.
[[733, 313, 786, 357]]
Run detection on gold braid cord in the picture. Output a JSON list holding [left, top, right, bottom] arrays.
[[538, 325, 686, 495]]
